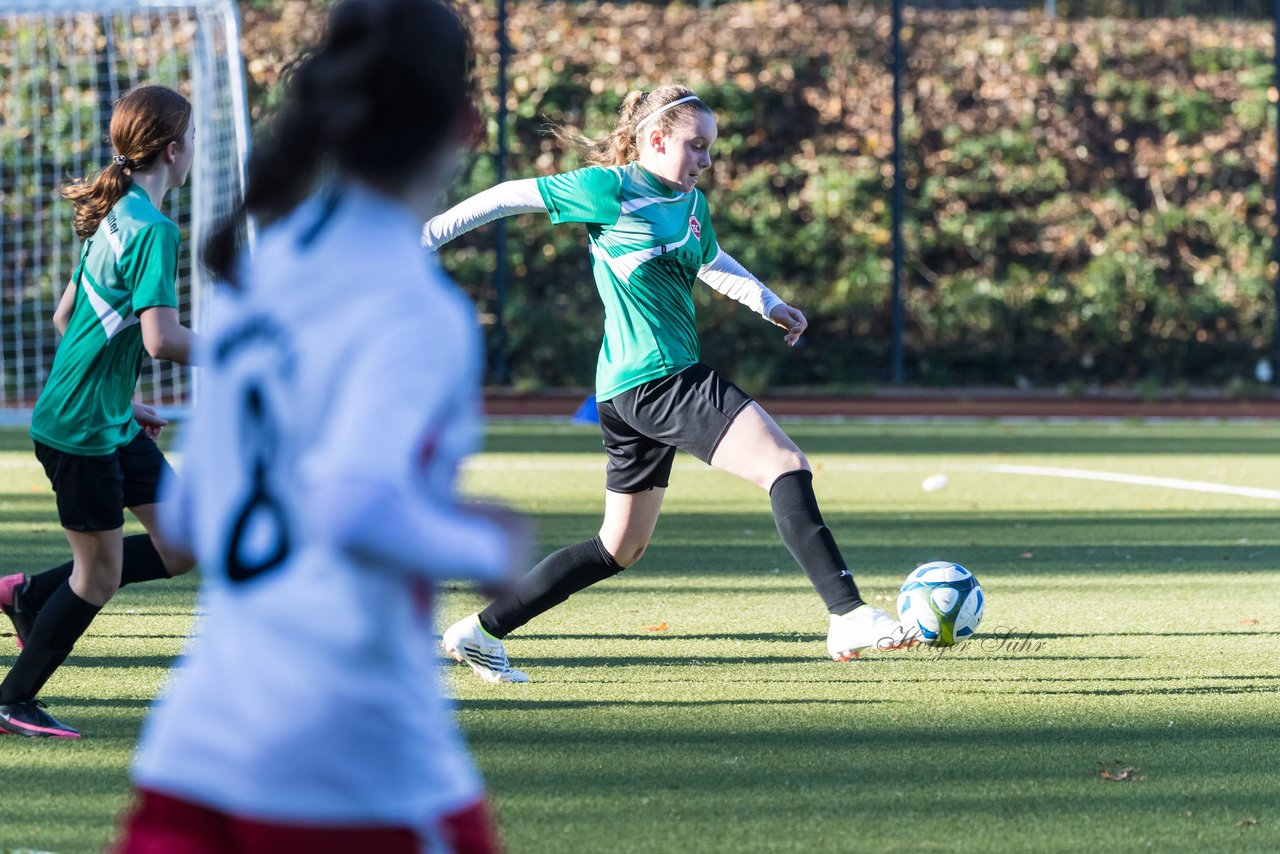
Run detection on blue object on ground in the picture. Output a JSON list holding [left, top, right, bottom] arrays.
[[571, 395, 599, 425]]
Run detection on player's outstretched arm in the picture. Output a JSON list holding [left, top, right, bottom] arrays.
[[298, 314, 529, 583], [422, 178, 547, 250], [697, 248, 807, 346], [698, 248, 784, 318], [156, 464, 196, 566], [311, 476, 528, 584]]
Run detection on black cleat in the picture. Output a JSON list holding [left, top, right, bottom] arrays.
[[0, 700, 81, 739], [0, 574, 36, 650]]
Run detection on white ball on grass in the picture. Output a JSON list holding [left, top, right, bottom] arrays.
[[921, 473, 949, 492]]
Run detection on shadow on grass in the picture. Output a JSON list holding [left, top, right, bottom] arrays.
[[81, 632, 194, 641], [462, 716, 1280, 838], [508, 632, 814, 643], [459, 697, 882, 711], [515, 630, 1278, 641], [39, 655, 179, 669], [465, 716, 1280, 759], [93, 609, 203, 617], [1009, 685, 1280, 696], [39, 694, 154, 709], [771, 674, 1280, 686], [454, 683, 1280, 706], [991, 630, 1280, 639], [493, 654, 834, 668], [463, 651, 1146, 667], [508, 510, 1280, 579]]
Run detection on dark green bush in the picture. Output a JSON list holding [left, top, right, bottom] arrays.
[[9, 1, 1274, 395]]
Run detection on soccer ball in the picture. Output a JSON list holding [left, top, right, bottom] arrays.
[[896, 561, 984, 646]]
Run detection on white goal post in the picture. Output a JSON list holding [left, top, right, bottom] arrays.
[[0, 0, 250, 424]]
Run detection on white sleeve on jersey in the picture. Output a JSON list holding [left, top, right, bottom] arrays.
[[157, 309, 223, 556], [296, 302, 510, 582], [697, 247, 785, 320], [422, 179, 547, 249], [310, 476, 508, 582], [157, 466, 194, 554]]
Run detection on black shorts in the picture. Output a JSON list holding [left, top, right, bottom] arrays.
[[596, 363, 754, 494], [34, 432, 176, 532]]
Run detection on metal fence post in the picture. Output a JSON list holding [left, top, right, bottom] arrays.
[[1273, 0, 1280, 382], [492, 0, 512, 385], [891, 0, 906, 384]]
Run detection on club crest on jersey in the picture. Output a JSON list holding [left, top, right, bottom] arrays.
[[689, 215, 701, 239]]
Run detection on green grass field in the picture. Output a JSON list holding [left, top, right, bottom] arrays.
[[1, 420, 1278, 853]]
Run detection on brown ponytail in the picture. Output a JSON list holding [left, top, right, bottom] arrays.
[[61, 85, 192, 239], [550, 84, 709, 167]]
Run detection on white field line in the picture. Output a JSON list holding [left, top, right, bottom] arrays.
[[983, 463, 1280, 502], [463, 459, 1280, 502], [6, 456, 1272, 501]]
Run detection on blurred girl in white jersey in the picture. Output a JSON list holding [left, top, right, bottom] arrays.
[[115, 1, 523, 851], [427, 85, 910, 685]]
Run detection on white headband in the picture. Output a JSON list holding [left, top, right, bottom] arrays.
[[635, 95, 702, 133]]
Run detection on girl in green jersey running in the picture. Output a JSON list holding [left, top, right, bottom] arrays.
[[429, 85, 909, 683], [0, 86, 199, 738]]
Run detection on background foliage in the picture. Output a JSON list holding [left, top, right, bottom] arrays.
[[392, 0, 1272, 390], [9, 1, 1277, 391]]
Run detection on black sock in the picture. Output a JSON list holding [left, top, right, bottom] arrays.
[[21, 535, 171, 612], [0, 582, 101, 703], [770, 469, 864, 616], [479, 536, 624, 638], [120, 534, 172, 586], [22, 561, 73, 611]]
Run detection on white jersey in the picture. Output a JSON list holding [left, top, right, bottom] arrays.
[[132, 184, 506, 826]]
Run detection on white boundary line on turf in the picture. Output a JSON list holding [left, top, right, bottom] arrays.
[[463, 459, 1280, 502], [818, 461, 1280, 500], [983, 463, 1280, 501], [818, 461, 1280, 502], [7, 455, 1274, 501]]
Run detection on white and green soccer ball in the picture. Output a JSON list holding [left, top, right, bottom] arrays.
[[896, 561, 984, 646]]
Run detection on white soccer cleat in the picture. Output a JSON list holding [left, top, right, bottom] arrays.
[[441, 614, 529, 684], [827, 605, 914, 661]]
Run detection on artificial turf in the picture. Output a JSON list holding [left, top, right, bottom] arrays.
[[0, 420, 1277, 852]]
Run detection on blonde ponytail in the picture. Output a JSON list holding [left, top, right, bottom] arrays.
[[550, 84, 707, 167]]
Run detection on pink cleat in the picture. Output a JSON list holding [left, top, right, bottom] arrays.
[[0, 574, 33, 650], [0, 700, 80, 739]]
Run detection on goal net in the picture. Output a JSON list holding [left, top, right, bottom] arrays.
[[0, 0, 250, 423]]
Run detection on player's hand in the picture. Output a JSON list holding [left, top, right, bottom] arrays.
[[132, 402, 168, 439], [768, 303, 808, 347]]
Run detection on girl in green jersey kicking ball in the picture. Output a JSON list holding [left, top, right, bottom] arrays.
[[0, 86, 198, 737], [428, 85, 909, 683]]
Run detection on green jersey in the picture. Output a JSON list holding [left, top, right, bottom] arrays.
[[30, 184, 180, 455], [537, 163, 719, 401]]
